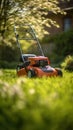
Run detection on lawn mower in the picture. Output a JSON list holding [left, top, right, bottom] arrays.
[[14, 24, 63, 78]]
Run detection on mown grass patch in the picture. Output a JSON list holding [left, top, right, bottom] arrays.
[[0, 69, 73, 130]]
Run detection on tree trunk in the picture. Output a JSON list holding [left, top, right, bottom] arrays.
[[0, 0, 9, 38]]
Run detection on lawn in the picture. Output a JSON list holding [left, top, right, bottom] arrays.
[[0, 69, 73, 130]]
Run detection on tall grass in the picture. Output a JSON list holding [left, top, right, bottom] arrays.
[[0, 69, 73, 130]]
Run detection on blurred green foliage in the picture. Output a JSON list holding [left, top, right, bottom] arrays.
[[0, 69, 73, 130], [41, 29, 73, 63], [53, 29, 73, 62], [61, 55, 73, 71], [0, 43, 20, 62]]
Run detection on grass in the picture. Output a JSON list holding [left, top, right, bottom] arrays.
[[0, 69, 73, 130]]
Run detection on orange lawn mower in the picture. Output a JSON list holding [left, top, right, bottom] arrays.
[[14, 24, 63, 78]]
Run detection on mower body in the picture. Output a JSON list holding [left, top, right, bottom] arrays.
[[17, 54, 62, 77]]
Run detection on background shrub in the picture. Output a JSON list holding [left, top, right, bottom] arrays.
[[0, 44, 20, 62], [53, 29, 73, 62], [61, 55, 73, 71], [41, 29, 73, 64], [0, 61, 18, 69]]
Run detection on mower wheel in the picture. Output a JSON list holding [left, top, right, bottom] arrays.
[[27, 69, 36, 78], [55, 68, 63, 77]]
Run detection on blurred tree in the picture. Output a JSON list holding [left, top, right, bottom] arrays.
[[0, 0, 64, 38]]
